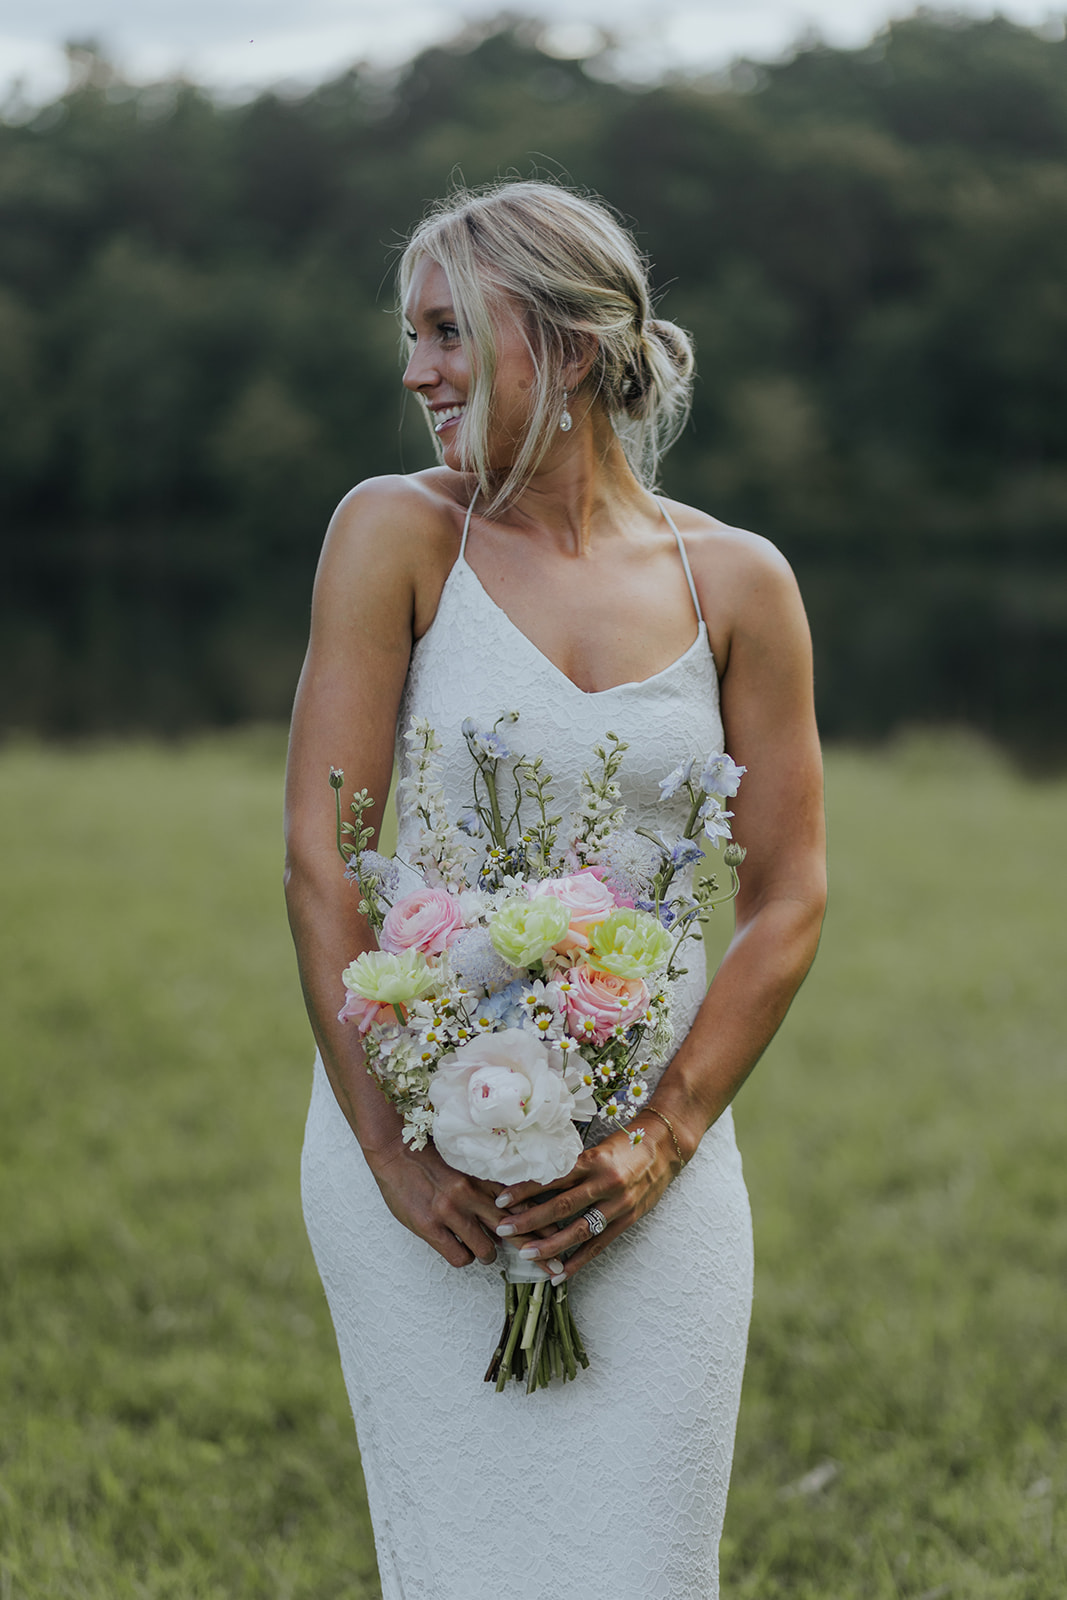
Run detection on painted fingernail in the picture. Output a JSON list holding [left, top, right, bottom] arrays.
[[551, 1272, 567, 1286], [495, 1193, 514, 1209], [495, 1223, 516, 1237], [546, 1257, 565, 1275], [518, 1244, 540, 1259]]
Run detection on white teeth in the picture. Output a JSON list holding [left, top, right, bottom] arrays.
[[433, 405, 465, 432]]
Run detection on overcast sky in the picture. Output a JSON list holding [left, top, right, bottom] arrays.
[[1, 0, 1063, 106]]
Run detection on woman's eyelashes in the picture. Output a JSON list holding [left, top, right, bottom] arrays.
[[404, 322, 462, 346]]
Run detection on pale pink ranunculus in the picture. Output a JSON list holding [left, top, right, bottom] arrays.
[[563, 965, 650, 1046], [531, 869, 618, 955], [337, 992, 401, 1034], [379, 888, 466, 956]]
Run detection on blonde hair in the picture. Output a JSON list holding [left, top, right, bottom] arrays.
[[398, 180, 695, 514]]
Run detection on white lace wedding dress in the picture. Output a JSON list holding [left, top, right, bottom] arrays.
[[301, 498, 753, 1599]]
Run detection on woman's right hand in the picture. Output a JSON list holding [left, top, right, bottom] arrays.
[[363, 1135, 506, 1268]]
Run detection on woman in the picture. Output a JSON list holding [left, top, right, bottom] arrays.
[[286, 180, 825, 1599]]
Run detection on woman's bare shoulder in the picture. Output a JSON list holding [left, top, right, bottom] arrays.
[[316, 470, 474, 630], [325, 469, 471, 562], [658, 496, 794, 589], [657, 496, 807, 677]]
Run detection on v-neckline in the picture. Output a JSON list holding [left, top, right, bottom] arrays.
[[450, 552, 710, 699]]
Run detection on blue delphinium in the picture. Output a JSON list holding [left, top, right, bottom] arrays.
[[472, 978, 526, 1030], [670, 838, 705, 871]]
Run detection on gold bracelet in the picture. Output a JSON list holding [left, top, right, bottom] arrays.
[[642, 1105, 687, 1169]]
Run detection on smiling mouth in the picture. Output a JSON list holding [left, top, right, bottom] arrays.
[[432, 404, 466, 434]]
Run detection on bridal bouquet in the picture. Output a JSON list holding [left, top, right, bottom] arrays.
[[330, 713, 745, 1393]]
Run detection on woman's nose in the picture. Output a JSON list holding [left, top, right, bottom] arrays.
[[402, 342, 438, 393]]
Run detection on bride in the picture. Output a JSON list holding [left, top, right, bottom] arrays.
[[285, 180, 825, 1599]]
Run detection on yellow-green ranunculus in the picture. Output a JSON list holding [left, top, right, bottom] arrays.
[[341, 948, 438, 1004], [586, 908, 673, 979], [488, 895, 571, 968]]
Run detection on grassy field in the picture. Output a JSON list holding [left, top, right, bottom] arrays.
[[0, 732, 1063, 1599]]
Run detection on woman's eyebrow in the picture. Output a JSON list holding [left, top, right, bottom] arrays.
[[404, 304, 457, 324]]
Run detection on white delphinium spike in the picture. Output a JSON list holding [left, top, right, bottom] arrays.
[[698, 794, 735, 849], [397, 716, 476, 887], [699, 753, 746, 798], [658, 756, 698, 801]]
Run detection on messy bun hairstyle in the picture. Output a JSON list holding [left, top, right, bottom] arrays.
[[398, 180, 695, 514]]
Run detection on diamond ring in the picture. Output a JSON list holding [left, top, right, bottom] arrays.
[[582, 1208, 607, 1237]]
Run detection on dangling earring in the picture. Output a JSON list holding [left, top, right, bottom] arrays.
[[559, 389, 573, 432]]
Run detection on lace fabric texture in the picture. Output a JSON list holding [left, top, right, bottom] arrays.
[[301, 540, 754, 1599]]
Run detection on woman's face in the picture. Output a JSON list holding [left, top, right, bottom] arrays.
[[402, 257, 539, 472]]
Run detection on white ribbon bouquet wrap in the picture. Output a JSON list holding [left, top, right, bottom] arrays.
[[331, 714, 745, 1393]]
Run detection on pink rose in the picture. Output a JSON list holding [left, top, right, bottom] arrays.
[[337, 993, 400, 1034], [379, 888, 465, 956], [563, 966, 650, 1046], [531, 869, 618, 955]]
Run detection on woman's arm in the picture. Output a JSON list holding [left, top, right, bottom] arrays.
[[284, 476, 505, 1268], [495, 532, 826, 1276], [649, 530, 827, 1148]]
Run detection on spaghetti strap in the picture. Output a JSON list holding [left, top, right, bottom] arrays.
[[458, 487, 479, 561], [656, 497, 704, 628], [461, 486, 702, 627]]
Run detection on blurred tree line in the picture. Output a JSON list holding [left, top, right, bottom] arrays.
[[1, 11, 1065, 758]]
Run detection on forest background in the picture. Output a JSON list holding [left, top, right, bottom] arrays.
[[3, 12, 1066, 1598], [1, 8, 1065, 760]]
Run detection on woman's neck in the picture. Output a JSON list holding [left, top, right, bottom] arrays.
[[492, 407, 652, 557]]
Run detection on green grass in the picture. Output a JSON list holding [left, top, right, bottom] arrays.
[[0, 731, 1063, 1598]]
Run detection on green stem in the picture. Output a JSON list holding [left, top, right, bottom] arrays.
[[666, 913, 703, 973], [553, 1289, 577, 1381], [521, 1280, 545, 1352], [483, 766, 507, 850], [525, 1290, 551, 1394], [334, 786, 346, 864], [496, 1284, 531, 1392], [682, 783, 703, 838], [483, 1280, 512, 1384], [694, 867, 743, 920], [569, 1300, 590, 1369]]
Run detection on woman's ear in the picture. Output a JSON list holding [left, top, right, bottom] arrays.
[[562, 332, 599, 393]]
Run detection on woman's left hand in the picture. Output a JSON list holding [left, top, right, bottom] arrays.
[[490, 1115, 687, 1280]]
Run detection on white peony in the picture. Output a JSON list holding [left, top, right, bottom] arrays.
[[428, 1030, 583, 1186]]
